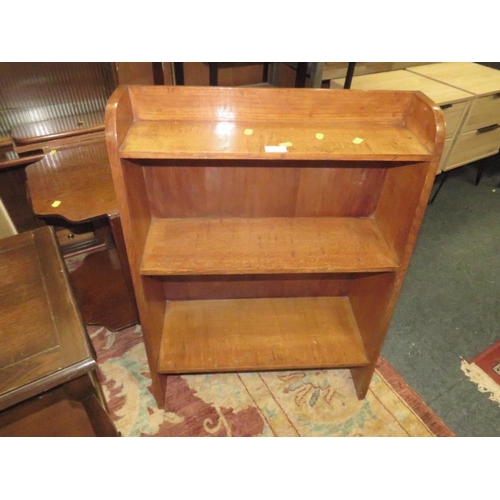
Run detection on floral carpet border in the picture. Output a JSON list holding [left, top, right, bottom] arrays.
[[375, 357, 455, 437]]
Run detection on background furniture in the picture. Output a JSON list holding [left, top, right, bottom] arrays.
[[318, 62, 432, 85], [408, 63, 500, 172], [25, 140, 138, 332], [0, 226, 118, 437], [106, 85, 444, 407], [0, 62, 115, 235], [330, 69, 472, 173], [332, 63, 500, 176], [0, 198, 17, 238], [0, 62, 140, 331]]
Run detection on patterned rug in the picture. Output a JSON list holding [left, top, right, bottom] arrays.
[[461, 340, 500, 407], [88, 324, 454, 437]]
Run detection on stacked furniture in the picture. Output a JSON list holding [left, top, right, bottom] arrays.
[[105, 85, 444, 407]]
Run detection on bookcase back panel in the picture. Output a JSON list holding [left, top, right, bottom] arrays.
[[161, 273, 353, 301], [129, 86, 411, 125], [143, 164, 387, 218]]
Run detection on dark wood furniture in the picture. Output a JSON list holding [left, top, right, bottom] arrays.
[[25, 140, 138, 332], [10, 112, 105, 154], [105, 85, 445, 408], [0, 226, 118, 437]]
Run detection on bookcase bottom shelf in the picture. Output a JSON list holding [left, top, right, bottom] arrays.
[[158, 296, 370, 374]]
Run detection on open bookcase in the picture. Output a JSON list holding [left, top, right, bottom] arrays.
[[105, 86, 445, 407]]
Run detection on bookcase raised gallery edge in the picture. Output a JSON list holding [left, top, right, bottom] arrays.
[[105, 85, 444, 408]]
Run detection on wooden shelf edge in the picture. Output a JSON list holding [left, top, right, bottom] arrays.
[[119, 151, 434, 162], [140, 217, 400, 276]]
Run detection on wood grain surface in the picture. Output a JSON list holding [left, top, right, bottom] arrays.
[[25, 140, 117, 223], [141, 217, 399, 275], [0, 227, 93, 411], [106, 85, 445, 405], [121, 120, 432, 161], [159, 296, 369, 373]]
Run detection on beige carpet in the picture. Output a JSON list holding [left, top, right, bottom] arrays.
[[89, 324, 454, 437]]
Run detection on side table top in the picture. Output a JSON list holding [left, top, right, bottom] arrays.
[[0, 226, 95, 411], [25, 139, 117, 223]]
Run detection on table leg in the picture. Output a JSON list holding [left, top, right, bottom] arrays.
[[64, 373, 119, 437], [67, 215, 138, 332]]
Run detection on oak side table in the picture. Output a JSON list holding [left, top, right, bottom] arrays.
[[0, 226, 118, 436]]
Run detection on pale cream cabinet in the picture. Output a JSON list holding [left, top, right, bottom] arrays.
[[332, 63, 500, 174], [408, 63, 500, 171], [330, 69, 472, 173]]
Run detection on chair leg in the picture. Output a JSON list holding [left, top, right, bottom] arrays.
[[262, 63, 269, 83], [209, 63, 218, 86], [173, 63, 184, 85], [295, 63, 308, 88], [344, 63, 357, 89], [475, 160, 486, 186], [429, 171, 449, 204]]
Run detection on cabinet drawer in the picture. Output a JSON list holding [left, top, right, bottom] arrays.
[[441, 101, 468, 139], [445, 125, 500, 171], [463, 93, 500, 133]]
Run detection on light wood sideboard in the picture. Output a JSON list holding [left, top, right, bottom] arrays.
[[332, 63, 500, 173], [408, 63, 500, 171], [330, 69, 472, 173]]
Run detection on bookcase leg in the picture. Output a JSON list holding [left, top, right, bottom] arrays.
[[151, 374, 168, 410], [350, 364, 376, 400]]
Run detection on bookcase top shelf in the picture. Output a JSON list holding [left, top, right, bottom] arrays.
[[120, 120, 433, 161], [110, 85, 445, 163]]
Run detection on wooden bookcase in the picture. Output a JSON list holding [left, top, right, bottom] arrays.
[[105, 86, 445, 407]]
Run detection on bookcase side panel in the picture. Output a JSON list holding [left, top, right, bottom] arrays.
[[105, 86, 167, 405], [119, 161, 166, 403], [374, 162, 429, 261], [348, 272, 398, 397], [351, 159, 441, 398]]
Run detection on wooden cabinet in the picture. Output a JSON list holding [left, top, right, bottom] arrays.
[[408, 62, 500, 171], [330, 70, 472, 173], [0, 226, 118, 436], [105, 86, 445, 407]]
